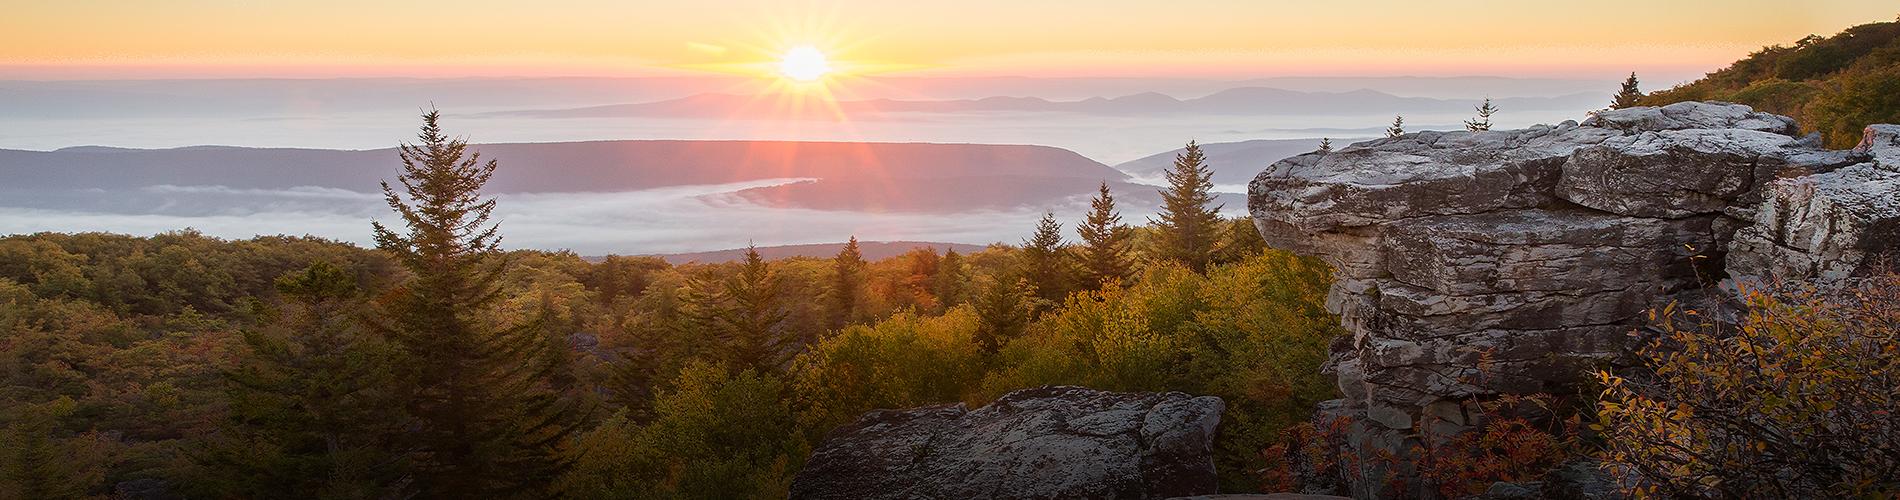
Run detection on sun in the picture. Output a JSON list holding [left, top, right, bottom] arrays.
[[777, 46, 832, 82]]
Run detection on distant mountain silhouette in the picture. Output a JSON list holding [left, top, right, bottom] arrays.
[[645, 240, 990, 265], [0, 76, 1613, 119], [491, 88, 1605, 120], [1113, 138, 1373, 186], [0, 140, 1127, 212]]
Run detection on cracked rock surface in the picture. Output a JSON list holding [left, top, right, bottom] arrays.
[[790, 386, 1225, 500], [1248, 102, 1899, 496]]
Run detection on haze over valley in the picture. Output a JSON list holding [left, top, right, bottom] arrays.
[[3, 75, 1612, 253]]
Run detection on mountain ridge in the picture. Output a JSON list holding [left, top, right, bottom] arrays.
[[0, 139, 1124, 194], [488, 87, 1606, 120]]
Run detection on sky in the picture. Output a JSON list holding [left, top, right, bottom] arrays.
[[4, 1, 1895, 80]]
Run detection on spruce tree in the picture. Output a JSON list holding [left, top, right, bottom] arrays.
[[368, 110, 570, 497], [971, 275, 1034, 354], [208, 262, 406, 497], [825, 236, 866, 329], [1212, 216, 1269, 265], [1465, 98, 1497, 131], [1150, 141, 1225, 273], [1612, 72, 1644, 109], [1075, 182, 1133, 287], [1022, 211, 1071, 307], [715, 245, 793, 373], [1318, 137, 1333, 153], [0, 399, 104, 500], [933, 249, 968, 309], [1386, 115, 1406, 137]]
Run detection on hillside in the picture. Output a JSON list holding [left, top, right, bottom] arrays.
[[1113, 138, 1369, 186], [0, 140, 1120, 192], [0, 140, 1125, 212], [1641, 19, 1900, 147]]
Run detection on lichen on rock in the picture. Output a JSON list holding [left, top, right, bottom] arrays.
[[1247, 101, 1900, 497], [789, 386, 1226, 500]]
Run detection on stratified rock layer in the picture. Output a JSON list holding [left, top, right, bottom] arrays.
[[1247, 102, 1899, 497], [790, 386, 1225, 500]]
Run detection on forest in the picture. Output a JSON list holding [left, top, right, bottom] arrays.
[[1639, 18, 1900, 147], [5, 101, 1899, 498], [0, 113, 1343, 498]]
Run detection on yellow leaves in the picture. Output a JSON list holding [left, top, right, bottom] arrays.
[[1672, 403, 1693, 421], [1597, 275, 1900, 496]]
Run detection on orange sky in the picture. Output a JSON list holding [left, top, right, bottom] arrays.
[[3, 1, 1894, 79]]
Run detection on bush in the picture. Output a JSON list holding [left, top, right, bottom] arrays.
[[1413, 394, 1582, 498], [1595, 277, 1900, 497], [790, 307, 989, 438]]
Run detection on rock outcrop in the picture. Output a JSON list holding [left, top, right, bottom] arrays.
[[1247, 102, 1900, 497], [789, 386, 1225, 500]]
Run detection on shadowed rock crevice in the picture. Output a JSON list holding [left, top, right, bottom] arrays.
[[1247, 102, 1900, 497]]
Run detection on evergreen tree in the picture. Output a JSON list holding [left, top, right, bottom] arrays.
[[368, 110, 571, 497], [205, 262, 407, 498], [1022, 211, 1072, 307], [1612, 72, 1644, 109], [1386, 115, 1406, 137], [1465, 98, 1497, 131], [0, 399, 105, 500], [971, 275, 1035, 354], [1076, 182, 1133, 287], [714, 245, 793, 373], [825, 236, 867, 329], [933, 249, 969, 309], [1212, 217, 1269, 265], [902, 248, 943, 311], [1318, 137, 1333, 153], [1150, 141, 1225, 273]]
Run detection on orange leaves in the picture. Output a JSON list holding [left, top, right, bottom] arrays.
[[1409, 394, 1582, 498], [1594, 275, 1900, 497]]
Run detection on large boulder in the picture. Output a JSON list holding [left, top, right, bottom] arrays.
[[1726, 124, 1900, 284], [790, 386, 1226, 500], [1247, 102, 1899, 497]]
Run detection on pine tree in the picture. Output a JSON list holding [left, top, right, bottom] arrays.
[[825, 236, 867, 329], [1612, 72, 1644, 109], [1076, 182, 1133, 287], [1465, 98, 1497, 131], [714, 245, 793, 373], [368, 110, 571, 497], [1150, 141, 1225, 273], [971, 275, 1034, 354], [1022, 211, 1072, 308], [933, 249, 968, 309], [1386, 115, 1406, 137], [1318, 137, 1333, 153]]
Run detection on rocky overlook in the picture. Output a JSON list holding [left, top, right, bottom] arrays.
[[1248, 102, 1900, 496], [789, 386, 1226, 500]]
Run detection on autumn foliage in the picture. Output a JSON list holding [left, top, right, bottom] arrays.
[[1595, 276, 1900, 498]]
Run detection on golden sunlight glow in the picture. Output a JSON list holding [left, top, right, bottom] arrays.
[[777, 46, 832, 82]]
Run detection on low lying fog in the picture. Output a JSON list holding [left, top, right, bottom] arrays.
[[0, 179, 1244, 255]]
